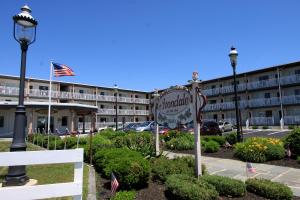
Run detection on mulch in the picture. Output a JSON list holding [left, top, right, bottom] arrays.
[[96, 147, 300, 200]]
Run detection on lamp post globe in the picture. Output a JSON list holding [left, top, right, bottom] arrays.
[[229, 46, 242, 142], [3, 5, 38, 187], [114, 84, 118, 130]]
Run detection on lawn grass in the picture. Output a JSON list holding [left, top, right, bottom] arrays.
[[0, 141, 89, 200]]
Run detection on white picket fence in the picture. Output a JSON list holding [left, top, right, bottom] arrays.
[[0, 149, 83, 200]]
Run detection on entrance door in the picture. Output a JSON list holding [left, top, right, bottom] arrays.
[[37, 116, 54, 133]]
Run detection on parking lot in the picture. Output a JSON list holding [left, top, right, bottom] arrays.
[[240, 129, 291, 139]]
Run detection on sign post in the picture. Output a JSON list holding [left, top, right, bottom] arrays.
[[155, 72, 207, 177], [152, 89, 160, 156]]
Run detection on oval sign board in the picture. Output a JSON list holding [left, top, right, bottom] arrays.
[[157, 88, 193, 128]]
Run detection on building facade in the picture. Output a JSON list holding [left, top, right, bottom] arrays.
[[199, 61, 300, 127], [0, 75, 150, 137], [1, 61, 300, 137]]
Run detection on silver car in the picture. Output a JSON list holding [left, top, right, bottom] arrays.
[[218, 121, 233, 132]]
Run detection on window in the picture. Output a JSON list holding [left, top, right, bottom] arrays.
[[79, 90, 84, 94], [264, 93, 271, 98], [265, 110, 272, 117], [135, 95, 139, 98], [61, 116, 68, 126], [100, 92, 105, 95], [221, 99, 224, 103], [39, 86, 48, 90], [29, 85, 33, 89], [219, 84, 222, 88], [277, 92, 280, 97], [211, 85, 216, 89], [100, 104, 104, 109], [0, 116, 4, 127], [295, 89, 300, 96], [135, 106, 139, 110], [119, 106, 122, 109], [259, 75, 269, 81], [295, 69, 300, 75], [231, 81, 239, 85], [209, 100, 217, 104], [100, 118, 106, 122], [119, 93, 122, 97]]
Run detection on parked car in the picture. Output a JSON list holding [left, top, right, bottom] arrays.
[[135, 121, 155, 132], [201, 121, 222, 135], [123, 122, 141, 132], [218, 121, 233, 132]]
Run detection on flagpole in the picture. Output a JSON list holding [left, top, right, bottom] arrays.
[[47, 61, 53, 149]]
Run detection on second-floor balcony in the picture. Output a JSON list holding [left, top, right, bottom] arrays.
[[0, 86, 150, 104], [248, 97, 280, 108], [97, 109, 149, 116]]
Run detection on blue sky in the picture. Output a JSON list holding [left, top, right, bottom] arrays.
[[1, 1, 300, 91]]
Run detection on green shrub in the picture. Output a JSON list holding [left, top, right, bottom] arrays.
[[113, 132, 155, 157], [262, 126, 269, 129], [100, 129, 126, 140], [166, 174, 219, 200], [202, 136, 226, 146], [204, 140, 220, 153], [165, 134, 194, 150], [110, 191, 136, 200], [297, 156, 300, 164], [201, 175, 246, 197], [246, 178, 292, 200], [284, 128, 300, 156], [225, 132, 237, 145], [234, 137, 284, 163], [288, 125, 295, 130], [151, 156, 206, 182], [160, 130, 182, 142], [252, 125, 258, 129], [94, 148, 150, 189]]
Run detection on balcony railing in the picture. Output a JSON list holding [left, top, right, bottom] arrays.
[[280, 74, 300, 85], [0, 86, 149, 104], [250, 117, 274, 125], [284, 116, 300, 125], [282, 95, 300, 105], [247, 78, 278, 90], [97, 109, 149, 116], [248, 97, 280, 108]]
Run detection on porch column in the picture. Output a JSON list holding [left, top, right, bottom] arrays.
[[71, 110, 75, 132]]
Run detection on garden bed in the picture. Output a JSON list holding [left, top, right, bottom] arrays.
[[96, 174, 300, 200], [169, 147, 300, 169]]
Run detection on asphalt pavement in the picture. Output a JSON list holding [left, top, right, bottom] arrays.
[[240, 129, 291, 139]]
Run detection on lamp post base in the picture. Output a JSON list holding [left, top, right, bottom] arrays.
[[2, 168, 29, 186]]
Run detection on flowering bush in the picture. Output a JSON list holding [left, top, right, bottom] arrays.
[[234, 137, 285, 163]]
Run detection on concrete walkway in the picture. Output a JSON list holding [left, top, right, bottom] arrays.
[[87, 165, 97, 200], [163, 151, 300, 197]]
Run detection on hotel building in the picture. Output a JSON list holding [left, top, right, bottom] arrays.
[[0, 75, 150, 137], [1, 60, 300, 136]]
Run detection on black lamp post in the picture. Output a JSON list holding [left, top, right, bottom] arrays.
[[114, 84, 118, 130], [3, 5, 38, 186], [229, 46, 242, 142]]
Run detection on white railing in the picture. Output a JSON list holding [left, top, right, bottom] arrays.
[[250, 117, 274, 125], [97, 109, 149, 115], [280, 74, 300, 85], [247, 78, 278, 90], [203, 103, 220, 111], [248, 97, 280, 108], [78, 122, 92, 130], [60, 91, 73, 99], [284, 116, 300, 125], [0, 86, 19, 96], [220, 85, 234, 94], [282, 95, 300, 105], [221, 102, 235, 110], [202, 88, 220, 96], [0, 149, 83, 200]]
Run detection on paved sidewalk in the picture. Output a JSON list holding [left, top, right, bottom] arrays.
[[87, 165, 97, 200], [163, 151, 300, 197]]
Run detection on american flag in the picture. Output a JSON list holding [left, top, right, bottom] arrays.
[[246, 162, 256, 173], [52, 62, 75, 77], [111, 172, 119, 194]]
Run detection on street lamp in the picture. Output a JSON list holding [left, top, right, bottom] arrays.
[[3, 5, 38, 186], [229, 46, 242, 142], [114, 84, 118, 130]]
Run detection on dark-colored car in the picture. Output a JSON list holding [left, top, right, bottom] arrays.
[[123, 123, 141, 132], [201, 121, 222, 135]]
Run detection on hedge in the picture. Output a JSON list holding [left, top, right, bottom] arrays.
[[94, 148, 150, 189], [201, 175, 246, 197], [110, 191, 136, 200], [166, 174, 219, 200], [246, 178, 292, 200]]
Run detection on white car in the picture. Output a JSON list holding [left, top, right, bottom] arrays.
[[218, 121, 233, 132], [135, 121, 155, 132]]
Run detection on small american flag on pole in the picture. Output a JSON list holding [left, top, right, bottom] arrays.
[[246, 162, 256, 173], [111, 172, 119, 194], [52, 62, 75, 77]]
